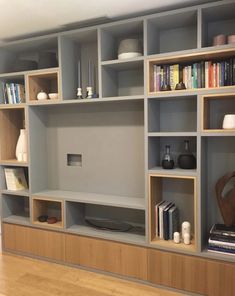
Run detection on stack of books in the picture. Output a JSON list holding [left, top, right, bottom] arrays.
[[208, 224, 235, 255], [152, 57, 235, 92], [0, 82, 25, 104], [155, 201, 179, 240]]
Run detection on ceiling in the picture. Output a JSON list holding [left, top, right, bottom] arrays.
[[0, 0, 216, 43]]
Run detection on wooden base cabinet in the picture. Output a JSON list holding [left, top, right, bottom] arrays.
[[148, 249, 235, 296], [3, 223, 65, 261], [3, 223, 235, 296]]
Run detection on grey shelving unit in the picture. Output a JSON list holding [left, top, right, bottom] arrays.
[[0, 0, 235, 264]]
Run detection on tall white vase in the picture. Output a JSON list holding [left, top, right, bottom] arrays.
[[16, 129, 27, 161]]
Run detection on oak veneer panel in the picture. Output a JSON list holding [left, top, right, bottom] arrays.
[[3, 223, 65, 261], [148, 249, 235, 296], [65, 234, 147, 280]]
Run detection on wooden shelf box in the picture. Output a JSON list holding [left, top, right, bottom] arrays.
[[32, 197, 64, 229], [0, 107, 26, 163], [201, 93, 235, 132], [149, 173, 197, 252], [147, 48, 235, 95], [26, 69, 60, 102]]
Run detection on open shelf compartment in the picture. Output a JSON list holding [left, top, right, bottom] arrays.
[[0, 73, 25, 105], [201, 136, 235, 255], [59, 29, 99, 100], [148, 96, 197, 133], [149, 173, 197, 252], [147, 9, 197, 55], [201, 1, 235, 48], [102, 60, 144, 98], [0, 36, 58, 74], [32, 196, 64, 229], [66, 200, 145, 244], [2, 194, 30, 225], [26, 68, 60, 102], [29, 101, 144, 199], [148, 136, 197, 171], [100, 20, 143, 62], [201, 93, 235, 133], [0, 107, 27, 164]]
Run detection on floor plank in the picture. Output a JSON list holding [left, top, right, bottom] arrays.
[[0, 240, 188, 296]]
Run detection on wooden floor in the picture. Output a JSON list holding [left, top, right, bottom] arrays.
[[0, 240, 188, 296]]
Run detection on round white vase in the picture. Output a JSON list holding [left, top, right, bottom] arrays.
[[16, 129, 27, 161]]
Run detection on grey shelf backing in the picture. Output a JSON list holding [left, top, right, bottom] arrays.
[[34, 190, 145, 210]]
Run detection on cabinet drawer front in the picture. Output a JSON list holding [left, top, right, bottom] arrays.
[[65, 234, 147, 280], [3, 223, 65, 261]]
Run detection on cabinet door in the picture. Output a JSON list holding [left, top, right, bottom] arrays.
[[3, 223, 65, 262], [65, 234, 147, 280], [148, 248, 235, 296]]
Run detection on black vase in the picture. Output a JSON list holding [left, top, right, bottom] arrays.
[[178, 140, 196, 169]]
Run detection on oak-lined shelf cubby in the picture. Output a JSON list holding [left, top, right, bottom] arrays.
[[201, 93, 235, 133], [26, 68, 60, 102], [149, 174, 197, 252], [32, 196, 64, 229], [0, 106, 27, 164]]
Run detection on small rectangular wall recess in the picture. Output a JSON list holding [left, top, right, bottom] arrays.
[[67, 154, 82, 167]]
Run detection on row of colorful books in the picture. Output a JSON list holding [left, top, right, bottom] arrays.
[[155, 200, 179, 240], [0, 82, 25, 104], [208, 224, 235, 256], [152, 58, 235, 92]]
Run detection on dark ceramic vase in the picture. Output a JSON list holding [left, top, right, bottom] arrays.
[[178, 140, 196, 169]]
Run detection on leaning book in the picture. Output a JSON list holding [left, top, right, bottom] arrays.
[[4, 168, 28, 190]]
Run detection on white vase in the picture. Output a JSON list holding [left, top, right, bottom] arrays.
[[16, 129, 27, 161]]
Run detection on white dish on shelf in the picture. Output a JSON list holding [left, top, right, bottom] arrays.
[[118, 52, 142, 60], [48, 93, 58, 100], [222, 114, 235, 129]]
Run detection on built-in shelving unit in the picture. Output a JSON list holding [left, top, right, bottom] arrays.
[[1, 1, 235, 294]]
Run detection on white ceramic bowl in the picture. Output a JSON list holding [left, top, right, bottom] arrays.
[[48, 93, 58, 100], [222, 114, 235, 129]]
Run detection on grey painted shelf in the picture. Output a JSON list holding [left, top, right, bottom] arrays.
[[67, 224, 146, 245], [33, 190, 145, 210], [149, 167, 197, 177], [2, 215, 30, 225], [148, 132, 198, 137], [1, 189, 29, 196]]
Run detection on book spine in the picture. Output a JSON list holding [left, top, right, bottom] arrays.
[[163, 208, 170, 240], [153, 65, 157, 92], [233, 58, 235, 85], [170, 65, 174, 90], [210, 234, 235, 243], [173, 64, 179, 90], [205, 61, 209, 88], [208, 245, 235, 255]]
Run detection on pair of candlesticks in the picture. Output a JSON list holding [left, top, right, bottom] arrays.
[[77, 60, 98, 99]]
